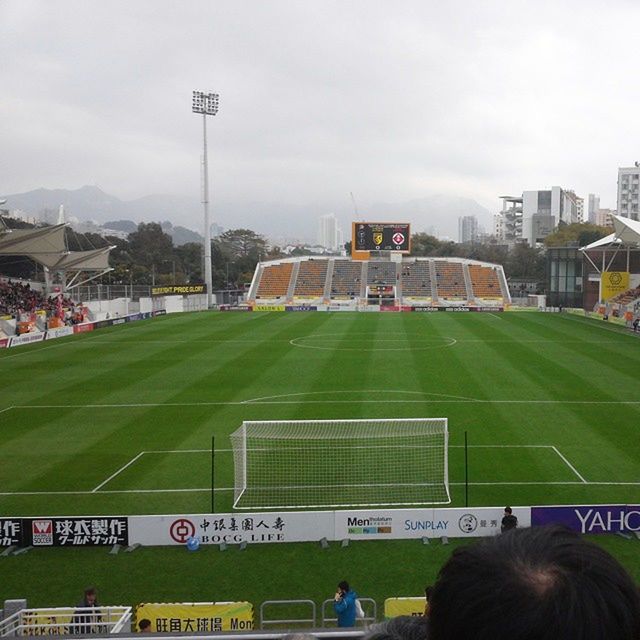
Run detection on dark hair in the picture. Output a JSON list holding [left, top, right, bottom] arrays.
[[365, 615, 429, 640], [138, 619, 151, 631], [504, 507, 512, 514], [338, 580, 350, 592], [429, 526, 640, 640], [84, 587, 96, 596]]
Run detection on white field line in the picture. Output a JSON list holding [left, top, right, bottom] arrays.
[[551, 446, 588, 484], [241, 390, 477, 403], [5, 398, 640, 409], [2, 480, 640, 497], [0, 406, 15, 414], [92, 451, 146, 492], [0, 330, 121, 361]]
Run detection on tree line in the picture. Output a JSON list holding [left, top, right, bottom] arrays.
[[1, 216, 610, 289]]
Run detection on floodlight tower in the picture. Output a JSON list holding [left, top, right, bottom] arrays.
[[192, 90, 219, 308]]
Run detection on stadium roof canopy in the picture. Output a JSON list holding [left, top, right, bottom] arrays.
[[580, 214, 640, 276], [0, 223, 114, 289], [0, 224, 67, 256], [580, 215, 640, 251]]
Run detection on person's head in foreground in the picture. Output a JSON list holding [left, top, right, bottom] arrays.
[[428, 525, 640, 640], [138, 619, 152, 633]]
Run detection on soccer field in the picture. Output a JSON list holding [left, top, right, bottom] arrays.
[[1, 310, 639, 517]]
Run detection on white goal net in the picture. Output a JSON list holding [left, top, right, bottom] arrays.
[[230, 418, 450, 509]]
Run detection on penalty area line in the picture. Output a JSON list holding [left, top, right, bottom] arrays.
[[551, 446, 588, 483], [92, 451, 146, 492]]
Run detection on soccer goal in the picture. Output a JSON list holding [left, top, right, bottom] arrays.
[[229, 418, 450, 510]]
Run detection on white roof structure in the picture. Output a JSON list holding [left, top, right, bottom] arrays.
[[0, 223, 114, 289], [580, 215, 640, 251], [0, 224, 67, 256]]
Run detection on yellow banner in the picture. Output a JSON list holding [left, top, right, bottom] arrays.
[[135, 602, 253, 633], [384, 597, 426, 618], [254, 305, 285, 311], [151, 284, 206, 297], [601, 271, 629, 301]]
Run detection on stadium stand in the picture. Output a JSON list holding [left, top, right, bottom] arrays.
[[293, 259, 328, 299], [434, 261, 467, 300], [331, 260, 362, 298], [609, 285, 640, 306], [367, 261, 396, 285], [256, 263, 294, 299], [0, 278, 76, 321], [468, 264, 502, 299], [248, 257, 509, 307], [401, 261, 433, 298]]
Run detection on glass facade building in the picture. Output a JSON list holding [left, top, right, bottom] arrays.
[[546, 247, 583, 308]]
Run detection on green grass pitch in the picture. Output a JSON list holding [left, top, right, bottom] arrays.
[[1, 310, 639, 609]]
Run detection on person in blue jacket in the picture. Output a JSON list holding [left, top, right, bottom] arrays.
[[333, 580, 358, 627]]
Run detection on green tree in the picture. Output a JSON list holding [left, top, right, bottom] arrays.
[[505, 243, 545, 280], [128, 222, 174, 268], [544, 223, 609, 248], [212, 229, 269, 289], [174, 242, 203, 283], [410, 233, 443, 256]]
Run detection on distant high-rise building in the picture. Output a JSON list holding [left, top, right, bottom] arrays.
[[617, 163, 640, 221], [595, 208, 616, 228], [588, 194, 600, 224], [575, 195, 584, 223], [495, 196, 523, 245], [522, 186, 578, 246], [318, 213, 341, 251], [458, 215, 478, 244]]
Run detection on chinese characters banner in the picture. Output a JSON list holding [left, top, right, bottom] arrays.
[[134, 602, 253, 633], [128, 512, 334, 546], [24, 517, 128, 547]]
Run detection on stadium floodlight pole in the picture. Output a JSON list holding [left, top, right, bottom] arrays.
[[192, 90, 219, 308]]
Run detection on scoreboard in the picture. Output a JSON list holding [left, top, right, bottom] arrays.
[[353, 222, 411, 253]]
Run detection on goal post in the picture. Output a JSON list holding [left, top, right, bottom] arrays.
[[230, 418, 450, 510]]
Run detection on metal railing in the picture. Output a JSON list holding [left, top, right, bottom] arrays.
[[0, 606, 132, 636], [321, 598, 377, 628], [259, 599, 317, 630]]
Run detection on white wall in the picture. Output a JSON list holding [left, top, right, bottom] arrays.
[[85, 298, 130, 319], [164, 296, 184, 313]]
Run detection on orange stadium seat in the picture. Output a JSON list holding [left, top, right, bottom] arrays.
[[256, 263, 293, 299], [293, 260, 328, 298], [468, 264, 502, 299], [434, 261, 467, 299]]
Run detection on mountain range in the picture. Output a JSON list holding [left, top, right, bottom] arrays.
[[2, 185, 494, 243]]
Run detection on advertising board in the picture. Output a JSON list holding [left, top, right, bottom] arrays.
[[134, 602, 253, 633], [8, 332, 45, 347], [151, 284, 207, 297], [531, 505, 640, 534], [128, 512, 334, 546], [334, 507, 531, 540]]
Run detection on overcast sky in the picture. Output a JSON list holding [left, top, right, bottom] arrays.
[[2, 0, 640, 234]]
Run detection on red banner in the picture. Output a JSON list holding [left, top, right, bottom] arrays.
[[73, 323, 94, 333]]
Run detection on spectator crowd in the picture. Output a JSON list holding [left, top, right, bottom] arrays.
[[0, 278, 76, 320]]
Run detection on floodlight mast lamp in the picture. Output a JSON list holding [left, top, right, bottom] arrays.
[[192, 91, 219, 308]]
